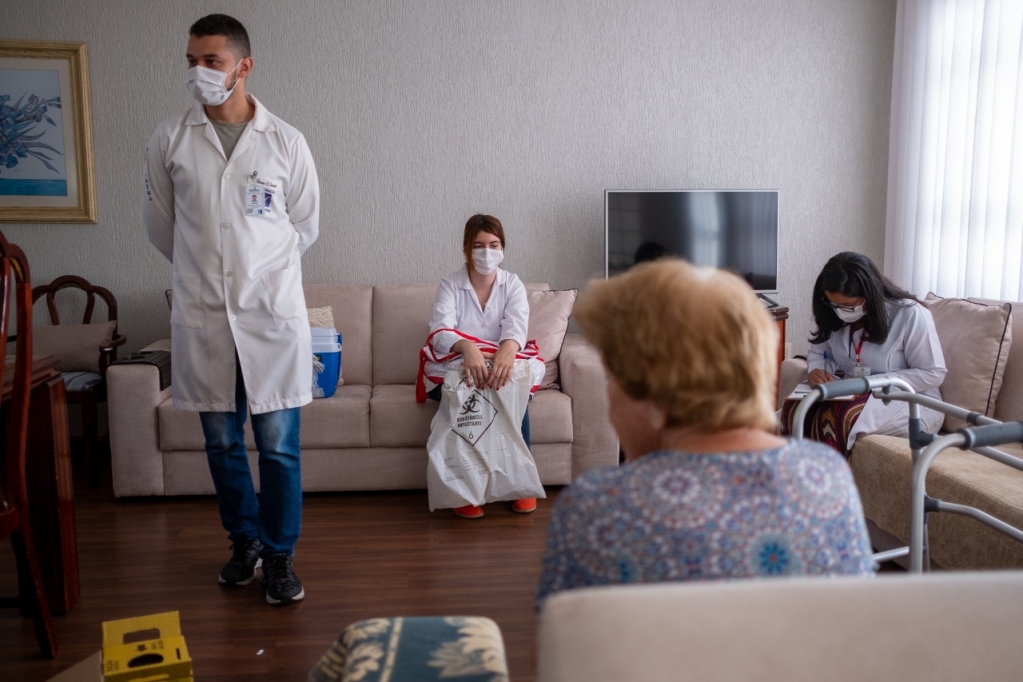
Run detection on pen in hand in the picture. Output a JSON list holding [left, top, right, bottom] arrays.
[[808, 350, 838, 386]]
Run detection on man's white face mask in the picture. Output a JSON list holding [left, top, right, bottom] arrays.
[[186, 61, 241, 106], [472, 247, 504, 275]]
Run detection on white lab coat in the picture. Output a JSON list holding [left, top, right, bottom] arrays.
[[143, 95, 320, 414], [430, 266, 529, 352], [807, 299, 947, 449], [424, 266, 544, 390]]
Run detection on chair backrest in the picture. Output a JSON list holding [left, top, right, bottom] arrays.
[[32, 275, 124, 374], [537, 573, 1023, 682], [32, 274, 118, 327], [0, 232, 34, 519]]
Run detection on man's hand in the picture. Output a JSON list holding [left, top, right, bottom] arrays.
[[488, 340, 519, 389], [453, 340, 489, 388], [808, 368, 837, 387]]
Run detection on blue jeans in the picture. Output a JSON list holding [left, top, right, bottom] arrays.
[[199, 364, 301, 557], [427, 385, 530, 447]]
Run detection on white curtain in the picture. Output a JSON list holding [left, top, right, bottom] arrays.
[[884, 0, 1023, 300]]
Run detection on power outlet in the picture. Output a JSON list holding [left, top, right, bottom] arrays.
[[784, 342, 792, 360]]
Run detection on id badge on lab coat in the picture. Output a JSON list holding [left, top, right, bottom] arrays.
[[246, 184, 275, 217], [852, 365, 871, 378]]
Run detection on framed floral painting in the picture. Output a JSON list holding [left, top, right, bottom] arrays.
[[0, 41, 96, 222]]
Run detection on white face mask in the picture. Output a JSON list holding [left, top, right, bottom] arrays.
[[186, 61, 241, 106], [833, 304, 866, 324], [472, 247, 504, 275]]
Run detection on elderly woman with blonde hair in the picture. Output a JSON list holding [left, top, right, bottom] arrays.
[[535, 259, 875, 606]]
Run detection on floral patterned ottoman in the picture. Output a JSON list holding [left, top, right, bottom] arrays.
[[308, 616, 509, 682]]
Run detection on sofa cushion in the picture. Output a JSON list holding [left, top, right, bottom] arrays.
[[528, 289, 578, 390], [373, 283, 439, 386], [158, 385, 371, 451], [370, 384, 440, 447], [34, 320, 117, 373], [970, 299, 1023, 422], [301, 385, 372, 448], [923, 294, 1012, 431], [528, 389, 574, 443], [304, 285, 373, 386], [372, 281, 552, 386], [851, 434, 1023, 569]]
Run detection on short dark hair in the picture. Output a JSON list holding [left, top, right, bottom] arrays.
[[189, 14, 251, 59], [809, 251, 917, 345]]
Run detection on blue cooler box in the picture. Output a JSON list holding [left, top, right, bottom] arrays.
[[311, 327, 342, 398]]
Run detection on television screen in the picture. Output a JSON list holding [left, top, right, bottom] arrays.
[[605, 190, 779, 292]]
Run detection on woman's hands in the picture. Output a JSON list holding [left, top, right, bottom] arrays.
[[451, 339, 520, 389], [453, 340, 490, 388], [488, 340, 520, 389], [808, 368, 837, 387]]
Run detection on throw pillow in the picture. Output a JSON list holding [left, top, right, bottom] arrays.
[[34, 320, 118, 373], [923, 294, 1013, 431], [527, 289, 579, 390], [308, 306, 335, 329]]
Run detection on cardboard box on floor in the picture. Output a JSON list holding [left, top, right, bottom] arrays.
[[47, 611, 192, 682]]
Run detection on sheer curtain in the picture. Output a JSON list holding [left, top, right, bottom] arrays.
[[884, 0, 1023, 299]]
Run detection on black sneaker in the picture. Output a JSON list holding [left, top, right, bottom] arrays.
[[218, 538, 262, 586], [262, 553, 305, 605]]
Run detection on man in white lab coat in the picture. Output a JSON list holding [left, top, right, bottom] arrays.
[[142, 14, 319, 606]]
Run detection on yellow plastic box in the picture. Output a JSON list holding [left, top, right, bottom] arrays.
[[101, 611, 192, 682]]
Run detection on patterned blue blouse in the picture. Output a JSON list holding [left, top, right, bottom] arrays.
[[536, 441, 876, 606]]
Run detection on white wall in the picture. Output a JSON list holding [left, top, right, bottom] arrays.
[[1, 0, 895, 353]]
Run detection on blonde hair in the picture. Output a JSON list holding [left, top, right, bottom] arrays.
[[574, 259, 778, 432]]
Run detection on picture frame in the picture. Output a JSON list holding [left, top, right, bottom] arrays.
[[0, 40, 97, 222]]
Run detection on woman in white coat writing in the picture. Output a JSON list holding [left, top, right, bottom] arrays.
[[423, 214, 537, 519], [781, 252, 947, 456]]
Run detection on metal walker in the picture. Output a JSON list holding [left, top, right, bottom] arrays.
[[790, 376, 1023, 572]]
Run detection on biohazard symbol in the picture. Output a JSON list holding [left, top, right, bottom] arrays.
[[453, 389, 497, 446], [460, 394, 481, 415]]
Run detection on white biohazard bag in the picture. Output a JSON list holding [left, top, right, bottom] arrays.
[[426, 361, 545, 510]]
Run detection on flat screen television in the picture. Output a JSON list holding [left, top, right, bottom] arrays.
[[605, 189, 779, 293]]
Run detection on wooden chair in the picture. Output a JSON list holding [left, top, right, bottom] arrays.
[[0, 232, 57, 657], [32, 275, 126, 485]]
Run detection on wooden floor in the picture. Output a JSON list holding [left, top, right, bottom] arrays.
[[0, 449, 560, 681]]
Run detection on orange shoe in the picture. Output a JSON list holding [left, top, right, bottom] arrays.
[[511, 498, 537, 514], [453, 504, 484, 519]]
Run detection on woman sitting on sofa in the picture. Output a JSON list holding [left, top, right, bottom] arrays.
[[535, 259, 875, 607], [422, 213, 538, 520], [779, 251, 947, 456]]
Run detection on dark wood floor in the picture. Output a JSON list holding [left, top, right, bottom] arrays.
[[0, 448, 559, 681]]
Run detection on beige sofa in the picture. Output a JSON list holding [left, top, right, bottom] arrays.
[[779, 295, 1023, 569], [536, 573, 1023, 682], [107, 283, 618, 497]]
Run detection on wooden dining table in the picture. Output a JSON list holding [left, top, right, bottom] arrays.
[[5, 354, 78, 614]]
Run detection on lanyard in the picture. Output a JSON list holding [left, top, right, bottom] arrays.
[[849, 330, 865, 365]]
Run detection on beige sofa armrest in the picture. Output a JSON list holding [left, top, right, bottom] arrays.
[[778, 357, 809, 410], [537, 574, 1023, 682], [107, 339, 173, 496], [559, 334, 618, 477]]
